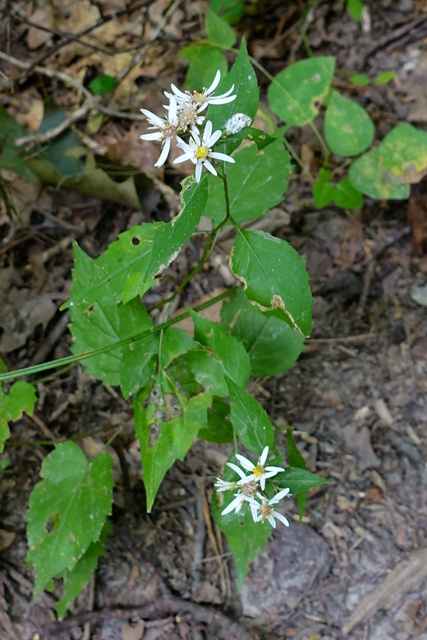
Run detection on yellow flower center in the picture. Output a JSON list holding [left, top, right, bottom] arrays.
[[192, 91, 206, 104], [195, 146, 209, 160], [253, 465, 264, 477]]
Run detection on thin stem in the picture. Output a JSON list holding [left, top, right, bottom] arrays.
[[0, 288, 236, 384]]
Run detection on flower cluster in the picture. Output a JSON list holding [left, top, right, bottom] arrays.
[[215, 446, 291, 528], [140, 70, 240, 182]]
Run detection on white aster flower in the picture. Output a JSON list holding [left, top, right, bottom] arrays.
[[168, 70, 236, 112], [174, 120, 235, 183], [140, 96, 179, 167], [249, 488, 291, 528], [235, 446, 285, 491], [214, 478, 237, 493]]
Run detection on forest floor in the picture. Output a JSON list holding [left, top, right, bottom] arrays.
[[1, 1, 427, 639]]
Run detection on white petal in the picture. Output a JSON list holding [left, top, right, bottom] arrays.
[[140, 109, 164, 127], [140, 132, 163, 141], [204, 160, 217, 176], [221, 494, 242, 516], [226, 462, 249, 480], [265, 465, 285, 473], [250, 504, 259, 523], [168, 96, 177, 122], [209, 151, 235, 163], [259, 446, 269, 467], [170, 83, 188, 100], [206, 129, 222, 147], [173, 152, 192, 165], [208, 94, 237, 106], [267, 515, 277, 528], [205, 69, 221, 96], [235, 454, 255, 472], [203, 120, 213, 144], [259, 476, 266, 491], [270, 488, 290, 504], [195, 162, 202, 183], [154, 138, 171, 167], [272, 511, 289, 527]]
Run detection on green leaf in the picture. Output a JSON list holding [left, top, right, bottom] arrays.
[[285, 429, 308, 518], [374, 70, 395, 85], [186, 349, 229, 397], [56, 521, 111, 619], [348, 147, 409, 200], [206, 9, 236, 47], [226, 377, 273, 452], [0, 107, 39, 182], [212, 458, 270, 590], [268, 57, 336, 126], [198, 398, 232, 443], [313, 168, 334, 208], [333, 178, 363, 209], [350, 73, 371, 86], [276, 466, 327, 495], [67, 223, 163, 308], [135, 384, 211, 511], [346, 0, 363, 21], [180, 45, 227, 90], [204, 138, 291, 226], [230, 230, 312, 337], [208, 38, 259, 134], [38, 100, 83, 176], [221, 289, 304, 377], [189, 310, 251, 388], [26, 441, 113, 598], [0, 381, 37, 453], [210, 0, 244, 24], [143, 176, 208, 282], [223, 127, 276, 153], [324, 92, 374, 157], [89, 74, 118, 96], [380, 124, 427, 184]]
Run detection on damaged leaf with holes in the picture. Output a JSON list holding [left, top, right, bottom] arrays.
[[26, 441, 113, 599]]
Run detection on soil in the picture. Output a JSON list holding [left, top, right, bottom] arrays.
[[1, 1, 427, 639]]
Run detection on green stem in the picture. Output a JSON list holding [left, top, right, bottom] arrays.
[[0, 288, 236, 384]]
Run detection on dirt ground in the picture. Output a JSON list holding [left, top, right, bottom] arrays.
[[1, 1, 427, 639]]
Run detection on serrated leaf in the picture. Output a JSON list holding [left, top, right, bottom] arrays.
[[325, 92, 374, 157], [226, 377, 273, 452], [180, 45, 227, 90], [221, 289, 304, 377], [230, 230, 312, 337], [56, 521, 111, 619], [204, 138, 291, 226], [135, 384, 211, 511], [268, 57, 336, 126], [26, 441, 113, 598], [189, 310, 251, 388], [207, 38, 259, 134], [143, 175, 208, 282], [68, 222, 163, 308], [206, 9, 236, 47], [0, 381, 37, 453]]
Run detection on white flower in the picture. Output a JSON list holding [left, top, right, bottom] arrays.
[[140, 96, 179, 167], [214, 478, 237, 493], [235, 446, 285, 491], [174, 120, 235, 183], [168, 70, 236, 112], [221, 492, 248, 516], [225, 113, 252, 134], [248, 488, 290, 528]]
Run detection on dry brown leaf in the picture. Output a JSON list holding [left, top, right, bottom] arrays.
[[26, 7, 54, 49]]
